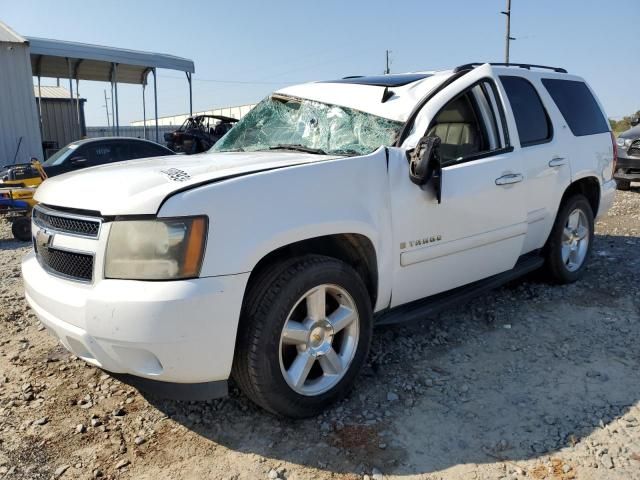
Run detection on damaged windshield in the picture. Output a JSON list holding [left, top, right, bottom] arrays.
[[211, 95, 402, 156]]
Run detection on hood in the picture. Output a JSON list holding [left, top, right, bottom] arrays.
[[35, 151, 340, 216], [618, 125, 640, 139]]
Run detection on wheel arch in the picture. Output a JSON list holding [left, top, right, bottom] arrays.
[[245, 233, 379, 310], [562, 175, 600, 216]]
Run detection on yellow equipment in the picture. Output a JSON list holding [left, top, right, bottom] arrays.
[[0, 160, 47, 241], [0, 161, 44, 188]]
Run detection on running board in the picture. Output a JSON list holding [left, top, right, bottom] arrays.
[[374, 254, 544, 326]]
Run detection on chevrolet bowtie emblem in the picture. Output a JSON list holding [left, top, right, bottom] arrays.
[[36, 229, 54, 249]]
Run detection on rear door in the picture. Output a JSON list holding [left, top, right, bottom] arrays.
[[389, 64, 527, 307], [498, 74, 572, 253]]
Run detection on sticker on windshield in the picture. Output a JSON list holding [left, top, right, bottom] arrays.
[[160, 168, 191, 182]]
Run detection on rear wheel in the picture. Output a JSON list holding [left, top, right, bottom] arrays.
[[544, 194, 594, 284], [11, 217, 31, 242], [232, 255, 373, 418]]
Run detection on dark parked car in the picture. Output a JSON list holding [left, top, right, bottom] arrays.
[[615, 117, 640, 190], [0, 137, 174, 186], [164, 115, 238, 154]]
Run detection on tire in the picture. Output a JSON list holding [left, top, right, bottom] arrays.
[[544, 194, 594, 284], [615, 179, 631, 191], [11, 217, 31, 242], [232, 255, 373, 418]]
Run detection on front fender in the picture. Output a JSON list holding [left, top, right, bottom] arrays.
[[158, 150, 394, 309]]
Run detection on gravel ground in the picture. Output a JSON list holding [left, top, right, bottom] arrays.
[[0, 188, 639, 480]]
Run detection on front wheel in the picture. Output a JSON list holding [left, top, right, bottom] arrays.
[[232, 255, 373, 418], [544, 194, 594, 284]]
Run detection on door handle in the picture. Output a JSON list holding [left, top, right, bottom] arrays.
[[549, 157, 566, 167], [495, 173, 523, 186]]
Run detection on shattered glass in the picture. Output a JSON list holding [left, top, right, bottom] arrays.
[[212, 95, 403, 156]]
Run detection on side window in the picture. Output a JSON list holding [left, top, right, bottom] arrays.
[[427, 80, 506, 164], [68, 145, 88, 163], [541, 79, 609, 136], [127, 142, 146, 159], [111, 142, 132, 162], [500, 76, 552, 147], [80, 143, 115, 165], [132, 142, 170, 158]]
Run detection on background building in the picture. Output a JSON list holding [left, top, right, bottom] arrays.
[[130, 103, 256, 127], [35, 86, 86, 154], [0, 22, 42, 165], [0, 19, 194, 163]]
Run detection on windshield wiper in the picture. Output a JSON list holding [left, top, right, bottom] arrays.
[[331, 148, 361, 156], [268, 144, 327, 155]]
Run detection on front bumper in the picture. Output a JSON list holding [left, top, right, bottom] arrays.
[[22, 251, 249, 388]]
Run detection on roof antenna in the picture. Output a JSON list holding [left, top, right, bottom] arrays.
[[381, 87, 394, 103]]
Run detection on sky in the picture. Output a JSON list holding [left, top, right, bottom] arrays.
[[2, 0, 639, 126]]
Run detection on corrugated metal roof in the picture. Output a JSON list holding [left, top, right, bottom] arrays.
[[33, 85, 85, 100], [0, 20, 26, 44], [28, 36, 194, 84]]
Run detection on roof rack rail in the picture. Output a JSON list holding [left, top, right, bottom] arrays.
[[454, 62, 567, 74]]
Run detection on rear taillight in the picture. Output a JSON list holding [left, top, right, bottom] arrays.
[[611, 132, 618, 173]]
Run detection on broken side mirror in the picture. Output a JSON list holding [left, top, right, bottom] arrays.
[[408, 135, 442, 203]]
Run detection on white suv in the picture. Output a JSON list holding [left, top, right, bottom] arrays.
[[22, 63, 616, 417]]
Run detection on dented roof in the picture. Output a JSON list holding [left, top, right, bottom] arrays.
[[276, 71, 453, 122]]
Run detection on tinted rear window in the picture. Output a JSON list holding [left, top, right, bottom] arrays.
[[541, 79, 609, 136], [500, 76, 552, 147]]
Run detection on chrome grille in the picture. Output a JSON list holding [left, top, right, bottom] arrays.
[[34, 242, 94, 282], [33, 206, 100, 238], [628, 140, 640, 158]]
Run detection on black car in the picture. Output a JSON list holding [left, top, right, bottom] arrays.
[[0, 137, 175, 186], [41, 137, 175, 176], [615, 117, 640, 190]]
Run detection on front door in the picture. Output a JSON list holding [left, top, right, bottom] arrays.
[[388, 64, 527, 307]]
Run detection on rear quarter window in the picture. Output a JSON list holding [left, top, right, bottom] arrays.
[[541, 79, 609, 136]]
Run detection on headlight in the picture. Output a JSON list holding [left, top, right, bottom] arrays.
[[105, 216, 207, 280], [617, 137, 633, 148]]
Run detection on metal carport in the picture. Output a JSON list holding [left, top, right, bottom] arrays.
[[27, 37, 195, 142]]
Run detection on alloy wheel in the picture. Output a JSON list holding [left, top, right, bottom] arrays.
[[562, 208, 590, 272], [278, 284, 360, 396]]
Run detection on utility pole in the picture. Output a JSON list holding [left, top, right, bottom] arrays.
[[384, 50, 391, 75], [103, 89, 111, 128], [501, 0, 515, 63]]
